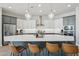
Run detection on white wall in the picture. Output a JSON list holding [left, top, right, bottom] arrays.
[[54, 18, 63, 33], [0, 8, 2, 46], [76, 7, 79, 46]]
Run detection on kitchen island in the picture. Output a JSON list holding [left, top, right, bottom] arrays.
[[4, 33, 74, 42]]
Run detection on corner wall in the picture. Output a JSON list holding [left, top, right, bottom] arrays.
[[76, 7, 79, 46], [0, 8, 2, 46]]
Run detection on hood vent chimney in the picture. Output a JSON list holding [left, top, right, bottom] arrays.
[[36, 16, 44, 27]]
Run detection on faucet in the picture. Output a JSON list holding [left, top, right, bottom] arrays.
[[36, 30, 45, 38]]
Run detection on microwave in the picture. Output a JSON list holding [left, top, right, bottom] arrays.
[[64, 25, 74, 30]]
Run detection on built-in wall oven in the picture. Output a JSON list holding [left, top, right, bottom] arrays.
[[63, 25, 74, 36]]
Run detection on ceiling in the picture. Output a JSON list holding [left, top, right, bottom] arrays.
[[0, 3, 79, 18]]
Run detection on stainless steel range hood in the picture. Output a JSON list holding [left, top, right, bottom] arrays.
[[36, 16, 44, 27]]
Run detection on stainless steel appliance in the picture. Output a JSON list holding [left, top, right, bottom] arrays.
[[63, 25, 74, 36]]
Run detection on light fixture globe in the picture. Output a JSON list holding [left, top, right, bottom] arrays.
[[25, 13, 31, 19], [48, 12, 54, 19]]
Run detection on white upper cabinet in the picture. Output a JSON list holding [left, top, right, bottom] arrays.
[[23, 20, 36, 29], [17, 19, 36, 29], [17, 17, 63, 33], [42, 20, 54, 29], [17, 19, 24, 29], [42, 18, 63, 33]]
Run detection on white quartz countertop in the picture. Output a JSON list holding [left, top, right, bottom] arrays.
[[4, 35, 74, 41]]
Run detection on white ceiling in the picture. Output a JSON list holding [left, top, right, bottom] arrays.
[[0, 3, 79, 18]]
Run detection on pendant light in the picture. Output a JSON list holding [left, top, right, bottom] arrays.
[[25, 4, 31, 19], [48, 8, 54, 19], [25, 11, 31, 19]]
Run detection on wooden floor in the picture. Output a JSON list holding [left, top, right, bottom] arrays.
[[0, 46, 11, 56]]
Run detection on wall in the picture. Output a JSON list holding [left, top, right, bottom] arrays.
[[76, 7, 79, 46], [0, 8, 2, 46], [54, 18, 63, 33]]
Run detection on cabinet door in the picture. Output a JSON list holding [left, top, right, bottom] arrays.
[[10, 17, 17, 24], [17, 19, 23, 29], [43, 20, 54, 29], [9, 25, 16, 35], [23, 20, 36, 29], [63, 15, 75, 25], [3, 24, 10, 35], [4, 24, 16, 35], [3, 15, 11, 24]]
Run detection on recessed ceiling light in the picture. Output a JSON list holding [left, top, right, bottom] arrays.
[[40, 10, 42, 12], [8, 6, 12, 8], [53, 10, 56, 12], [38, 4, 41, 7], [67, 4, 71, 7]]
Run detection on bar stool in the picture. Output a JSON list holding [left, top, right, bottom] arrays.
[[46, 42, 60, 56], [9, 44, 24, 56], [9, 44, 19, 56], [62, 43, 78, 56], [28, 43, 40, 56]]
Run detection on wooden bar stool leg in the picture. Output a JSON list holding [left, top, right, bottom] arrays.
[[48, 51, 50, 56], [10, 52, 12, 56]]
